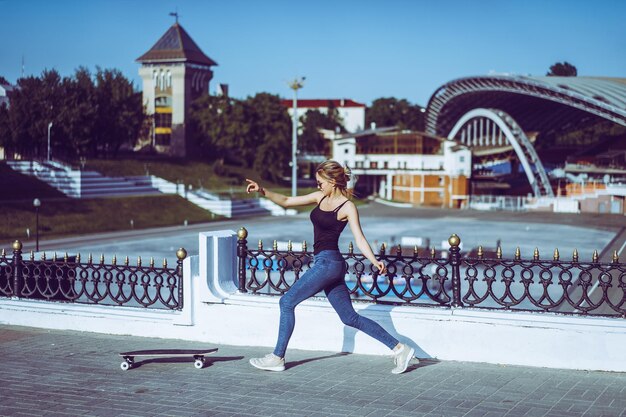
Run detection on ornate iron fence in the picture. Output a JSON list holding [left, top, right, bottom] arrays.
[[236, 228, 626, 318], [0, 241, 187, 310]]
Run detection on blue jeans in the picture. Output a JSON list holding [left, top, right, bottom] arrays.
[[273, 250, 399, 358]]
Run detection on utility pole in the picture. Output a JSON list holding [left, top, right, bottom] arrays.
[[288, 77, 305, 197]]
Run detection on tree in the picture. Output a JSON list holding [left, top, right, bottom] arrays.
[[0, 75, 9, 85], [92, 68, 144, 157], [366, 97, 425, 131], [190, 95, 251, 164], [7, 70, 62, 158], [299, 107, 344, 154], [245, 93, 291, 182], [56, 67, 97, 158], [547, 61, 577, 77]]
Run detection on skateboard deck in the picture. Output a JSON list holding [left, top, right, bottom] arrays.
[[119, 348, 218, 370]]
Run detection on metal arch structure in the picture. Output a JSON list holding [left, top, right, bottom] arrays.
[[425, 75, 626, 138], [448, 108, 554, 197], [424, 75, 626, 197]]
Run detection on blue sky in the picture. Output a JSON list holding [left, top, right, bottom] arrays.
[[1, 0, 625, 106]]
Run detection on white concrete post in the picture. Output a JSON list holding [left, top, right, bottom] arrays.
[[199, 230, 238, 302]]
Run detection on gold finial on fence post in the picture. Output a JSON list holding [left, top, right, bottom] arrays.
[[150, 257, 154, 267], [515, 247, 521, 260], [380, 243, 386, 255], [613, 250, 619, 263], [30, 251, 34, 261], [348, 242, 353, 254], [258, 240, 263, 250], [112, 255, 117, 265], [430, 247, 436, 259], [76, 253, 81, 263], [448, 234, 460, 247], [273, 240, 278, 251], [287, 240, 292, 251], [592, 250, 599, 263], [124, 256, 129, 266], [1, 248, 4, 257], [88, 253, 93, 264], [64, 252, 69, 262], [163, 258, 168, 268], [176, 248, 187, 260], [396, 244, 401, 256], [237, 227, 248, 240], [99, 254, 104, 264], [137, 256, 142, 267], [477, 246, 484, 259], [302, 240, 307, 253], [553, 248, 560, 261], [414, 245, 419, 256], [53, 252, 57, 261], [533, 247, 539, 261], [496, 246, 502, 259], [41, 252, 47, 261], [12, 240, 22, 252], [572, 248, 578, 262]]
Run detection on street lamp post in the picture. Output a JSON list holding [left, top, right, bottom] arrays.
[[33, 198, 41, 251], [288, 77, 305, 197], [47, 122, 53, 161]]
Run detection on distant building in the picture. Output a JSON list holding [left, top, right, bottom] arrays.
[[282, 99, 366, 133], [136, 22, 217, 157], [0, 81, 14, 107], [332, 127, 472, 208]]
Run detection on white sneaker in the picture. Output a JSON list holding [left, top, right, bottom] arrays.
[[249, 353, 285, 372], [392, 344, 415, 374]]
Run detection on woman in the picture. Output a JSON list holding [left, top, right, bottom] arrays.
[[245, 160, 415, 374]]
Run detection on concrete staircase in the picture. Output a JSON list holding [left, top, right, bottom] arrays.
[[7, 160, 297, 218], [7, 160, 161, 198]]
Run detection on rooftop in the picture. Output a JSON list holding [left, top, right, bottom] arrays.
[[136, 23, 217, 67]]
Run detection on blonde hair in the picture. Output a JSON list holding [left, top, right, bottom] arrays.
[[316, 160, 354, 198]]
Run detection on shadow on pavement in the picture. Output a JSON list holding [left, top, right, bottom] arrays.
[[285, 352, 351, 370]]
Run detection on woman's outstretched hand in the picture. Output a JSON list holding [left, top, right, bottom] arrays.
[[375, 261, 387, 275], [246, 178, 263, 194]]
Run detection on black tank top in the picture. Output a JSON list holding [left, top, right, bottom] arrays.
[[310, 196, 350, 254]]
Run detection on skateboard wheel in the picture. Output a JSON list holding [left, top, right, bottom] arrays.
[[194, 359, 204, 369], [120, 361, 130, 371]]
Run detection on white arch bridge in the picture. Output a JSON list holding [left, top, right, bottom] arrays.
[[425, 75, 626, 197]]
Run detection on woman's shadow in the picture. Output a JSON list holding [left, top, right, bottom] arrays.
[[340, 302, 438, 373]]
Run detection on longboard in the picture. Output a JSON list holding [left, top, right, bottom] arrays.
[[118, 348, 218, 370]]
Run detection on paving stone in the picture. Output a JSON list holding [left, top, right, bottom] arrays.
[[1, 324, 625, 416]]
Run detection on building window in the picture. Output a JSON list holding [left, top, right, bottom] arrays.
[[384, 161, 388, 169], [370, 161, 378, 169], [344, 148, 349, 154], [459, 156, 465, 162], [355, 161, 364, 168], [155, 95, 172, 146]]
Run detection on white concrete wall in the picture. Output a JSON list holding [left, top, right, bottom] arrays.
[[1, 230, 626, 372]]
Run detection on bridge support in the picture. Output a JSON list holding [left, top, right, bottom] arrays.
[[448, 108, 554, 198]]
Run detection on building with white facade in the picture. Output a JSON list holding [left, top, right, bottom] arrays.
[[332, 127, 472, 208], [282, 99, 366, 133], [0, 82, 14, 108]]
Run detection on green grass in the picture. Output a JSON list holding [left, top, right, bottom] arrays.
[[0, 195, 222, 242], [0, 158, 366, 242]]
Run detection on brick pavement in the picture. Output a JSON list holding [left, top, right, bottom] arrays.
[[0, 325, 625, 417]]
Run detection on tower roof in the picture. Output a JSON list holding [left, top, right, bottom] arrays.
[[136, 23, 217, 67]]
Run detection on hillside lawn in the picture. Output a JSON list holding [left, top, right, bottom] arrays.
[[0, 158, 321, 243]]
